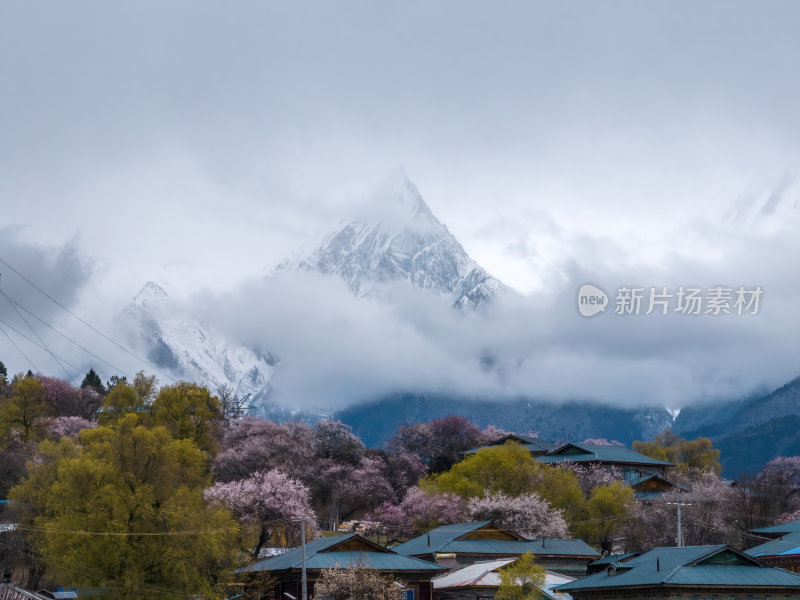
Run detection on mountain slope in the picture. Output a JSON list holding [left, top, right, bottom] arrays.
[[127, 281, 277, 400], [674, 377, 800, 476], [275, 170, 504, 309], [329, 394, 673, 448]]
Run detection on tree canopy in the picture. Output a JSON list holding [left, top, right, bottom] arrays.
[[633, 429, 721, 474], [10, 413, 240, 599], [496, 553, 545, 600]]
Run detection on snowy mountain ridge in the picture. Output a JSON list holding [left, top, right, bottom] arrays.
[[126, 281, 277, 400], [125, 172, 505, 408], [274, 170, 504, 310]]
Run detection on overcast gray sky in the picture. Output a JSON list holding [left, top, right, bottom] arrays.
[[1, 1, 799, 408]]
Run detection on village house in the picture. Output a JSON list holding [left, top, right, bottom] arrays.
[[749, 517, 800, 539], [432, 557, 575, 600], [391, 521, 600, 578], [621, 474, 681, 500], [460, 437, 675, 483], [235, 533, 446, 600], [536, 443, 674, 480], [745, 517, 800, 573], [555, 544, 800, 600]]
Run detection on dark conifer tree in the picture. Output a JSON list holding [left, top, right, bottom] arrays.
[[80, 368, 105, 395]]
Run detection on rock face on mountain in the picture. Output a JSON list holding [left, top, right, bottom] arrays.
[[126, 281, 276, 401], [275, 170, 504, 310]]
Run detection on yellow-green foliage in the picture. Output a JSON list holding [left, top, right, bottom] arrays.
[[152, 382, 221, 455], [496, 552, 546, 600], [10, 413, 239, 599], [572, 481, 635, 550], [426, 443, 583, 515], [634, 429, 721, 474], [0, 375, 48, 443], [98, 381, 144, 425]]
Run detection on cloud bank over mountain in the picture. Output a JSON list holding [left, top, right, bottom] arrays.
[[145, 173, 800, 412]]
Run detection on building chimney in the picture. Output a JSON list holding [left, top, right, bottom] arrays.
[[427, 533, 430, 547], [656, 555, 660, 572]]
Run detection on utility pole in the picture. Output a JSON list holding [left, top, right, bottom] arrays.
[[300, 517, 307, 600], [666, 502, 692, 547]]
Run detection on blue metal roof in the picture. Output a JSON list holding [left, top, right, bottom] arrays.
[[443, 539, 599, 558], [236, 534, 447, 574], [391, 522, 494, 556], [460, 435, 554, 456], [746, 530, 800, 558], [589, 553, 638, 566], [539, 444, 674, 467], [391, 522, 599, 559], [750, 517, 800, 536], [557, 545, 800, 591]]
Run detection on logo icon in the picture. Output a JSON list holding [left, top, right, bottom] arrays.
[[577, 283, 608, 317]]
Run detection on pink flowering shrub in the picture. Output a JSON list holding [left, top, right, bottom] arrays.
[[468, 491, 568, 538], [44, 416, 96, 440], [367, 487, 466, 537], [205, 468, 317, 558]]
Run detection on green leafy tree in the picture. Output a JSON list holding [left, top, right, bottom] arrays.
[[151, 382, 222, 455], [573, 481, 635, 554], [496, 552, 546, 600], [10, 414, 239, 599], [634, 429, 721, 474], [98, 381, 144, 425], [132, 370, 158, 405], [105, 374, 127, 392], [427, 443, 583, 519], [0, 375, 49, 442], [80, 368, 105, 395], [0, 360, 8, 385]]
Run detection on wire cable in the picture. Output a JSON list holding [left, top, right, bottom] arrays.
[[0, 318, 85, 374], [0, 257, 177, 382], [1, 289, 132, 380], [0, 320, 40, 373], [2, 290, 76, 381]]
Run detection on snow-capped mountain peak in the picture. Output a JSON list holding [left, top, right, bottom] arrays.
[[129, 280, 171, 311], [277, 171, 504, 309]]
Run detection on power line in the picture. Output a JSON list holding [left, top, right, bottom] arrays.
[[12, 517, 290, 537], [1, 289, 132, 380], [0, 318, 86, 375], [2, 289, 76, 381], [0, 257, 177, 382], [0, 320, 40, 373]]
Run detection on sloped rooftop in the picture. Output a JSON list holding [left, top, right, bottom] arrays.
[[237, 534, 447, 574], [460, 434, 554, 456], [557, 545, 800, 591], [391, 521, 599, 559], [538, 443, 675, 467], [750, 517, 800, 538], [746, 529, 800, 558]]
